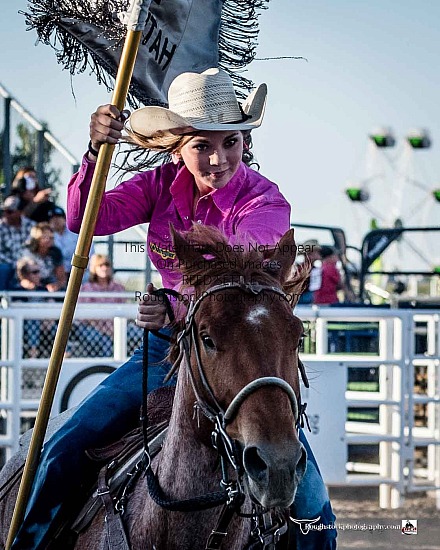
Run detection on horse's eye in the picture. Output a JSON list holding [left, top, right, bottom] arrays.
[[201, 334, 216, 351]]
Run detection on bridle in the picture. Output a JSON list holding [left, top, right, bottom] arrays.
[[138, 278, 309, 549], [178, 278, 301, 426]]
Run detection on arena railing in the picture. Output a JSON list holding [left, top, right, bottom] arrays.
[[0, 294, 439, 509], [295, 305, 440, 509]]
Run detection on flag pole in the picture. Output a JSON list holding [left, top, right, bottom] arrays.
[[5, 2, 149, 547]]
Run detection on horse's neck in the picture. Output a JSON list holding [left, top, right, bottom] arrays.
[[156, 376, 219, 495], [131, 380, 239, 550], [129, 377, 249, 549]]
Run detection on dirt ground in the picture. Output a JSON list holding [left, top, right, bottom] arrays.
[[329, 487, 440, 550]]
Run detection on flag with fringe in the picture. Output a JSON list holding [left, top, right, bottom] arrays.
[[22, 0, 268, 107]]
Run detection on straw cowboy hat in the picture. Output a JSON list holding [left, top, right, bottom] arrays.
[[129, 68, 267, 136]]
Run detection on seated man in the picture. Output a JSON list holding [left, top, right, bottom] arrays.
[[11, 257, 52, 357], [0, 195, 35, 290]]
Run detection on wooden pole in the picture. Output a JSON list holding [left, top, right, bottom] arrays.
[[5, 27, 143, 550]]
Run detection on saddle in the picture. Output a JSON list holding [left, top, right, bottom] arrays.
[[0, 386, 174, 550], [70, 385, 174, 541], [69, 385, 175, 545]]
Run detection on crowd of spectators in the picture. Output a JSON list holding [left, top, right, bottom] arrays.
[[0, 194, 35, 290], [0, 167, 98, 292], [1, 167, 132, 358], [0, 198, 69, 292]]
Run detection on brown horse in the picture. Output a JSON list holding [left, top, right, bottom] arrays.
[[0, 225, 308, 550]]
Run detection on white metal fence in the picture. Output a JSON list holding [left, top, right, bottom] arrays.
[[0, 293, 141, 466], [0, 295, 439, 509], [295, 305, 440, 509]]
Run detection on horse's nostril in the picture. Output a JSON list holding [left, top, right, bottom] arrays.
[[243, 446, 268, 483]]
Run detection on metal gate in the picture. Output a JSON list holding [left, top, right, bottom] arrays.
[[0, 295, 439, 508]]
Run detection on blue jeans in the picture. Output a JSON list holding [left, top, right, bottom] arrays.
[[0, 263, 14, 291], [291, 431, 337, 548], [11, 331, 174, 550], [12, 330, 336, 549]]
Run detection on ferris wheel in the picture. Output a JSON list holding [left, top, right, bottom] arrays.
[[344, 128, 440, 275]]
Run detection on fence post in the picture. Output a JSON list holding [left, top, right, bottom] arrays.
[[108, 234, 114, 267], [2, 96, 12, 194], [36, 128, 45, 186], [1, 82, 81, 195]]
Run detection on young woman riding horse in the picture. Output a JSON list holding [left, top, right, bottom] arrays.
[[8, 68, 337, 549]]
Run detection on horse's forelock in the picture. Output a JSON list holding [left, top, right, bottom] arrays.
[[173, 225, 309, 304], [176, 226, 262, 283]]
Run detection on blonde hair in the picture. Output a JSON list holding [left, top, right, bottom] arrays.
[[16, 257, 41, 280], [89, 254, 112, 283], [125, 129, 194, 153], [27, 222, 53, 253]]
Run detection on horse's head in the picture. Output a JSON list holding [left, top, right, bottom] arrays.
[[171, 225, 308, 509]]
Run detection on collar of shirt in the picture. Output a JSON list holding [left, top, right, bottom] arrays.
[[170, 162, 246, 221]]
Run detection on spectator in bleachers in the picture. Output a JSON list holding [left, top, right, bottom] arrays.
[[49, 205, 93, 280], [0, 195, 35, 290], [14, 257, 46, 293], [12, 167, 55, 223], [80, 254, 125, 299], [313, 245, 342, 305], [21, 222, 66, 291], [298, 239, 322, 305], [79, 254, 126, 336], [65, 255, 124, 358], [75, 254, 140, 356], [12, 257, 53, 358]]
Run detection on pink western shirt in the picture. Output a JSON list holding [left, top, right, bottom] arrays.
[[67, 155, 291, 290]]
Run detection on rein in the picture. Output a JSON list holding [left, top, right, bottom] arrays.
[[139, 280, 308, 548], [141, 289, 231, 513]]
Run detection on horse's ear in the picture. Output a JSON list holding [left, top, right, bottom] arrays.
[[265, 228, 297, 283], [170, 223, 202, 268]]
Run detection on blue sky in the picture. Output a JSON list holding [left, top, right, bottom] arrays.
[[1, 0, 439, 262]]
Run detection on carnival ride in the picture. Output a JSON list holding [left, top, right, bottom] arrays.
[[341, 128, 439, 304], [293, 221, 440, 306]]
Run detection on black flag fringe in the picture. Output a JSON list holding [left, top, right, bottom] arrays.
[[21, 0, 269, 107]]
